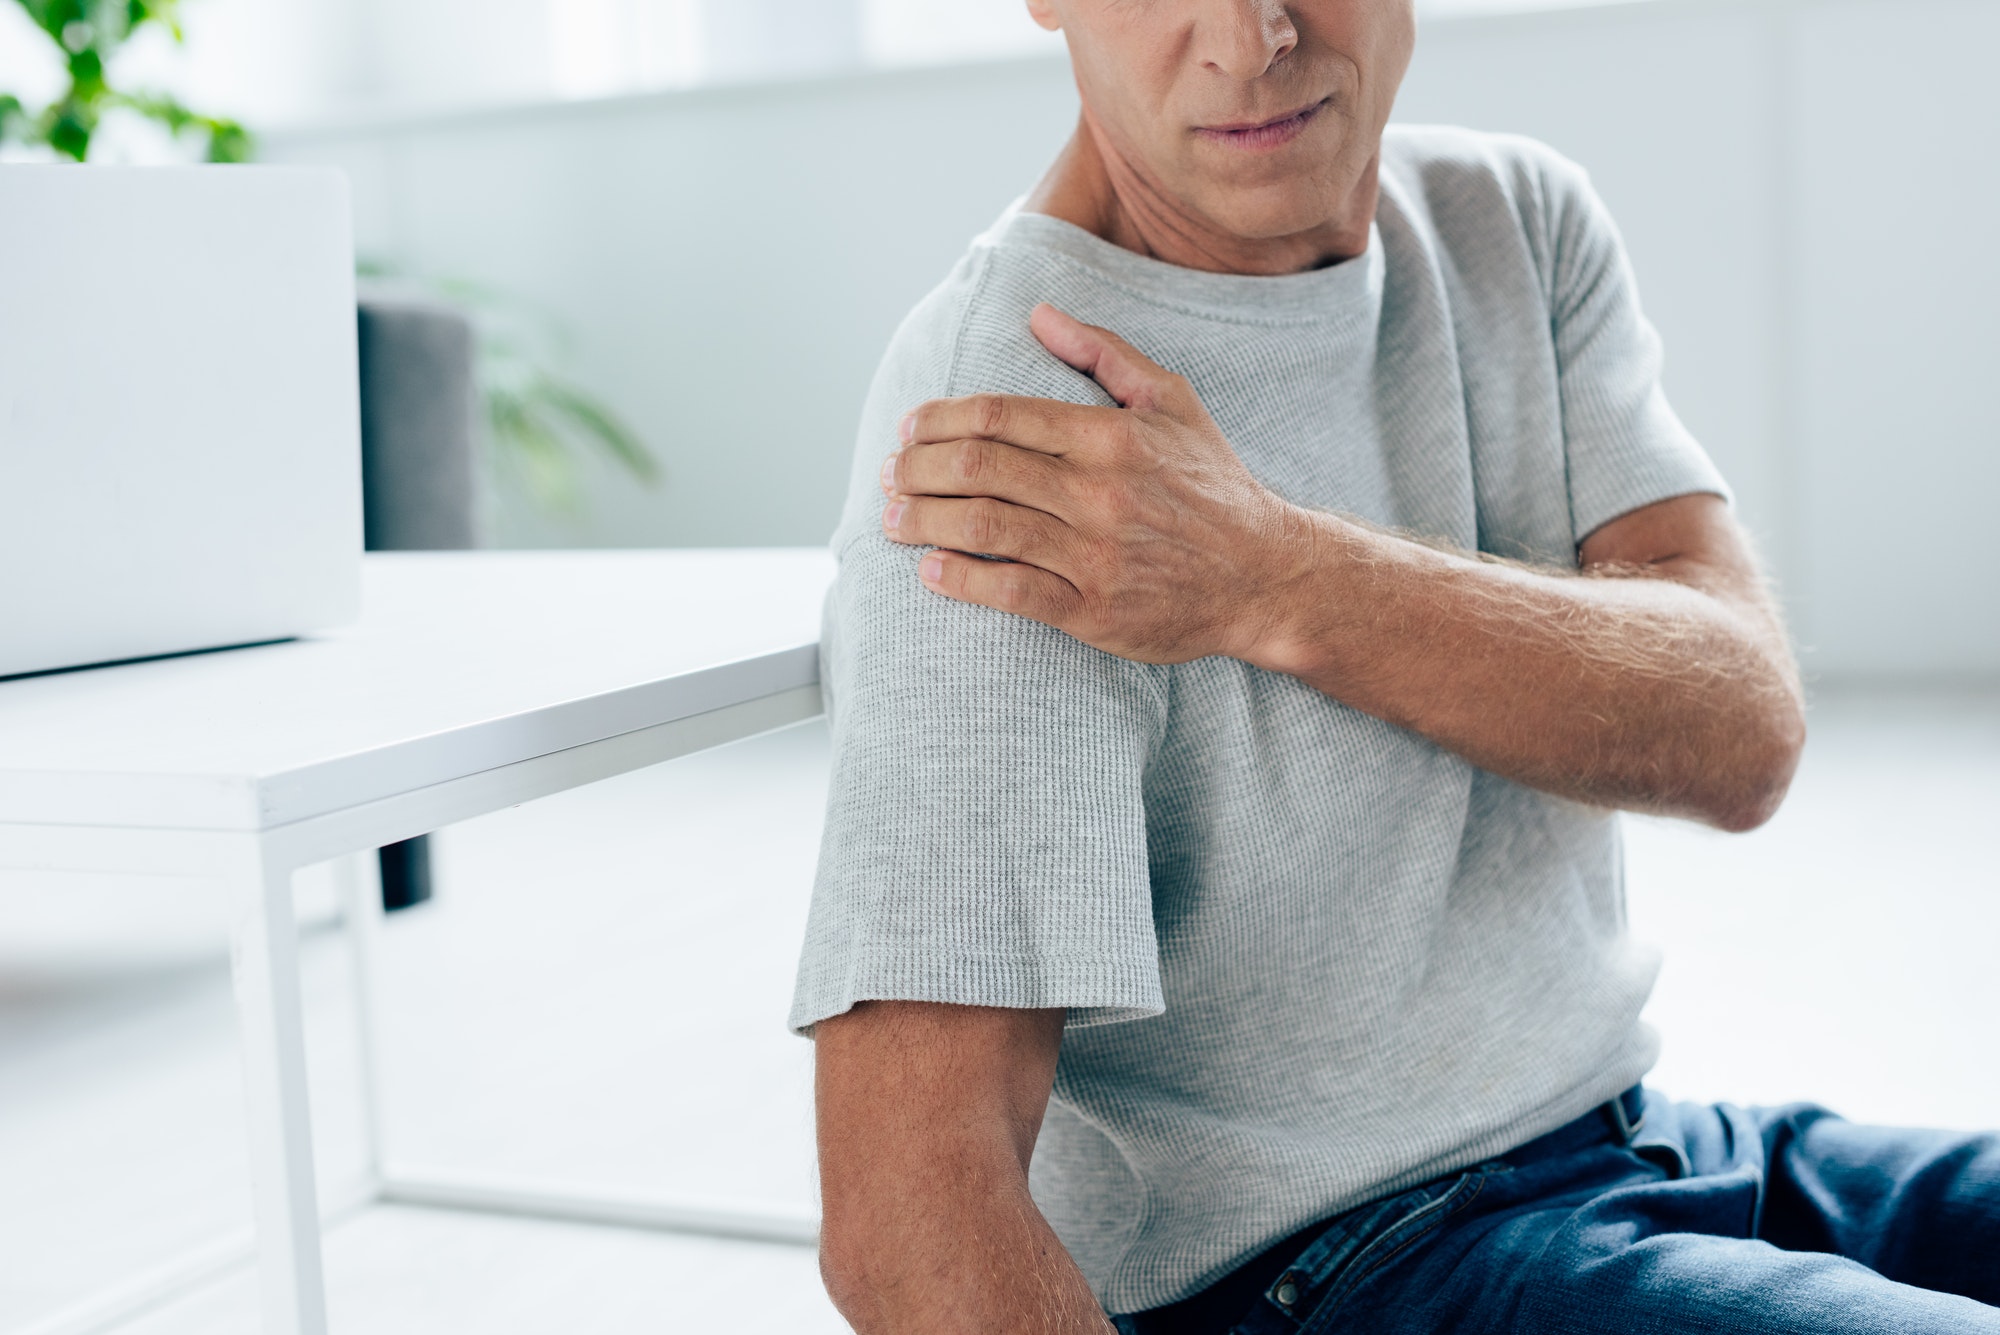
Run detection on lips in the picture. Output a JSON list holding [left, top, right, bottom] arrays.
[[1194, 98, 1330, 151]]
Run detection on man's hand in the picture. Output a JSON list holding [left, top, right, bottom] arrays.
[[883, 305, 1805, 832], [882, 303, 1308, 666], [815, 1002, 1114, 1335]]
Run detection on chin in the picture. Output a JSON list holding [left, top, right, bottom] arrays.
[[1195, 182, 1355, 245]]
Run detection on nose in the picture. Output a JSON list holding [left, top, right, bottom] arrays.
[[1198, 0, 1299, 81]]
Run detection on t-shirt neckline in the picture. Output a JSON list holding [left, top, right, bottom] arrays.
[[985, 202, 1385, 326]]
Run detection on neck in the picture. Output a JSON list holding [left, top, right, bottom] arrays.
[[1023, 106, 1377, 277]]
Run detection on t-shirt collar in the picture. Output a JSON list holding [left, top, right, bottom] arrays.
[[982, 200, 1385, 327]]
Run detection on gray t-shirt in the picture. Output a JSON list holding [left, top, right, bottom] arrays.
[[790, 124, 1729, 1313]]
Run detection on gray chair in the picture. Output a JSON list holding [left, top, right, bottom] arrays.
[[356, 296, 479, 910]]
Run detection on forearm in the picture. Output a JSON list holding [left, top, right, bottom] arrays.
[[883, 337, 1804, 829], [821, 1162, 1111, 1335], [816, 1003, 1113, 1335], [1251, 509, 1804, 830]]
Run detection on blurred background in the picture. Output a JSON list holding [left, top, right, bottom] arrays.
[[1, 1, 1995, 1332], [4, 0, 1993, 681]]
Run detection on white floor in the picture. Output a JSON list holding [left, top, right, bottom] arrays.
[[0, 689, 1995, 1333]]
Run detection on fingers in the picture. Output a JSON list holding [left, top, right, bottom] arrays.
[[882, 436, 1070, 509], [1028, 303, 1192, 414], [898, 311, 1198, 465], [900, 390, 1121, 458], [882, 493, 1076, 568], [917, 548, 1084, 627]]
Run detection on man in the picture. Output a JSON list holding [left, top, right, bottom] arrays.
[[790, 2, 2000, 1331]]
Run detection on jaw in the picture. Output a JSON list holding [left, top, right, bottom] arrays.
[[1119, 111, 1382, 267], [1035, 49, 1392, 274], [1094, 76, 1385, 263], [1171, 145, 1375, 245]]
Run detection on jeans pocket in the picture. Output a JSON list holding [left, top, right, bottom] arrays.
[[1267, 1167, 1492, 1335]]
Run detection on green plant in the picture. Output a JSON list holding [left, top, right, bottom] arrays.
[[0, 0, 250, 162], [360, 263, 661, 516]]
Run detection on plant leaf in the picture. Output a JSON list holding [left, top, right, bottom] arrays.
[[353, 259, 664, 517], [0, 93, 26, 143], [533, 378, 661, 483]]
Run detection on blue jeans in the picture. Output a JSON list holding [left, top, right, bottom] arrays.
[[1116, 1089, 2000, 1334]]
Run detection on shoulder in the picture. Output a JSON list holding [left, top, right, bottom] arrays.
[[832, 215, 1114, 552], [880, 217, 1123, 408], [870, 246, 988, 408], [1380, 123, 1594, 221], [1378, 124, 1606, 296]]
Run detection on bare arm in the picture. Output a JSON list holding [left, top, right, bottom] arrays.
[[815, 1001, 1114, 1335], [1259, 491, 1803, 829], [879, 305, 1804, 832]]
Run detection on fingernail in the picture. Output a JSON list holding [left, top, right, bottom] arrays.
[[883, 499, 905, 531], [920, 552, 944, 583], [898, 411, 916, 444], [880, 452, 897, 490]]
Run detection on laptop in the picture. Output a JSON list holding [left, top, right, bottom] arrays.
[[0, 166, 363, 678]]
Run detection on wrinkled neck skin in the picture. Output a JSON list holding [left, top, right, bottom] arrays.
[[1023, 102, 1379, 278]]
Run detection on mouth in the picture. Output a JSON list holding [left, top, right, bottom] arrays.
[[1193, 97, 1331, 152]]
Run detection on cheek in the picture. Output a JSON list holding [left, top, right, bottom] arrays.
[[1074, 48, 1182, 150], [1067, 7, 1191, 123], [1315, 4, 1414, 118]]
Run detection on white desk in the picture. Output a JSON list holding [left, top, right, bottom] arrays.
[[0, 550, 836, 1335]]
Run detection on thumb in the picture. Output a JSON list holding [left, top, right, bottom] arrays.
[[1030, 303, 1187, 414]]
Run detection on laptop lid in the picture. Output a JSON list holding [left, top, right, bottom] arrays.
[[0, 166, 363, 678]]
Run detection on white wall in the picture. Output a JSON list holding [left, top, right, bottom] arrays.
[[262, 0, 2000, 682], [266, 58, 1083, 550], [138, 0, 1055, 127], [1790, 4, 2000, 680]]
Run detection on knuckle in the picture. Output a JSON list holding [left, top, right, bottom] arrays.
[[1106, 421, 1145, 465], [952, 439, 991, 488], [1081, 476, 1131, 524], [994, 567, 1032, 612], [965, 498, 1007, 548], [972, 394, 1008, 438]]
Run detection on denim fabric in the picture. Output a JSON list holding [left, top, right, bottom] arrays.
[[1114, 1090, 2000, 1335]]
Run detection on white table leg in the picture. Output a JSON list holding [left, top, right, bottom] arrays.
[[334, 850, 390, 1182], [223, 842, 331, 1335]]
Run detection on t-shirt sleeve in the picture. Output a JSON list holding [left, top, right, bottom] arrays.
[[788, 268, 1168, 1037], [1537, 150, 1732, 544]]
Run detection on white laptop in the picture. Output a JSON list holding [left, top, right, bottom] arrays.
[[0, 166, 363, 678]]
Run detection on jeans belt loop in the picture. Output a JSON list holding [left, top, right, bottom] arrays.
[[1605, 1087, 1644, 1145]]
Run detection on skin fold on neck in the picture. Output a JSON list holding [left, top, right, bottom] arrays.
[[1023, 94, 1381, 277]]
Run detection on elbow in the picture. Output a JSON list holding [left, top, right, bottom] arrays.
[[1705, 693, 1807, 834], [1709, 788, 1787, 836], [818, 1209, 891, 1332], [817, 1250, 866, 1330], [817, 1194, 922, 1334]]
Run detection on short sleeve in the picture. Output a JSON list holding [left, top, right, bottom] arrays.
[[1539, 152, 1732, 544], [788, 258, 1168, 1037]]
